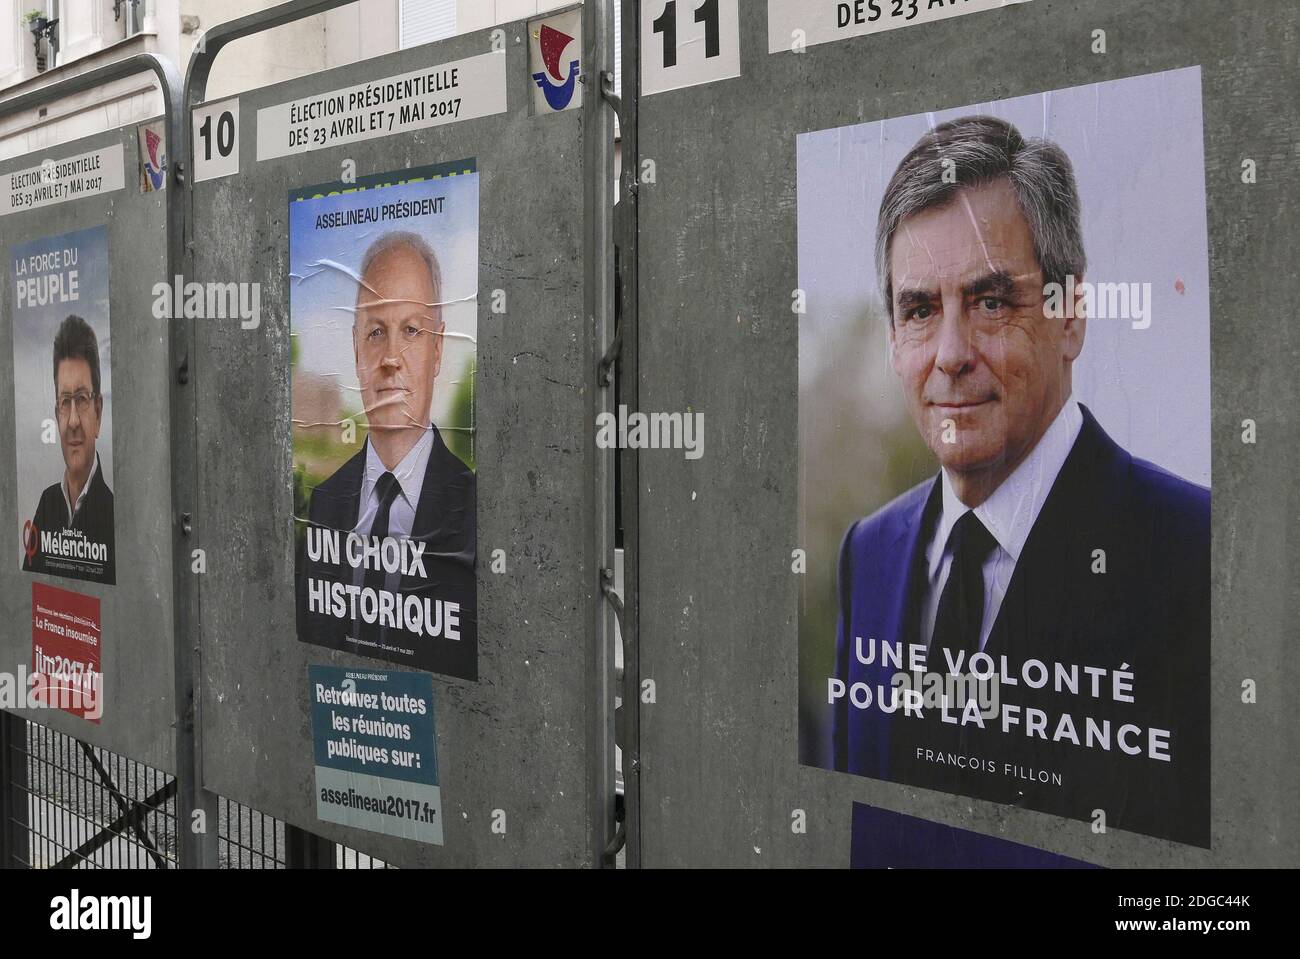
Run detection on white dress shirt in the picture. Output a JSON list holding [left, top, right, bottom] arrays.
[[921, 397, 1084, 653], [354, 427, 435, 591], [61, 453, 101, 526]]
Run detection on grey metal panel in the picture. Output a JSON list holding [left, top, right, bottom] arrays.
[[634, 0, 1299, 866], [0, 123, 176, 772], [189, 17, 608, 866]]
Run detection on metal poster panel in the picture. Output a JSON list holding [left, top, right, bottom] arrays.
[[189, 9, 605, 865], [632, 0, 1296, 868], [0, 121, 176, 770]]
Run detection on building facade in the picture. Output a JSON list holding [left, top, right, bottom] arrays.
[[0, 0, 581, 159]]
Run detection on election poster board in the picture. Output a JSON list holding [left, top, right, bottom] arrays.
[[290, 160, 479, 682], [11, 225, 116, 587], [309, 665, 442, 845], [797, 67, 1212, 847]]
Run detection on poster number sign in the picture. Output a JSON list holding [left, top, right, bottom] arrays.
[[192, 97, 240, 182], [641, 0, 741, 96]]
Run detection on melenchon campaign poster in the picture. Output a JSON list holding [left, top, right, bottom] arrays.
[[11, 224, 116, 587]]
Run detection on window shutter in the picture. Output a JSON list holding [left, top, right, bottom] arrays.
[[400, 0, 457, 49]]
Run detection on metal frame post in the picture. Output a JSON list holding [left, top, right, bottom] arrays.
[[584, 0, 619, 868], [285, 822, 337, 868], [0, 712, 29, 868], [614, 0, 641, 871]]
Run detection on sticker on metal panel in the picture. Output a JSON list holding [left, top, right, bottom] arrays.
[[2, 144, 125, 215], [641, 0, 742, 97], [530, 9, 584, 115], [192, 97, 240, 183], [137, 120, 167, 193], [767, 0, 1035, 54], [257, 51, 507, 161], [310, 666, 442, 845]]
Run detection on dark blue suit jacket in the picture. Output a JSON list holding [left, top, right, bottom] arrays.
[[832, 405, 1210, 847]]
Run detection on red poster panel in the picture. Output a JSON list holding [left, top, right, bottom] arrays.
[[31, 582, 102, 723]]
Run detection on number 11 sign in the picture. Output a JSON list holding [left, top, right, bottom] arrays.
[[641, 0, 742, 96]]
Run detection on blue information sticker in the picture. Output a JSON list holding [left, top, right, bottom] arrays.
[[309, 665, 442, 845]]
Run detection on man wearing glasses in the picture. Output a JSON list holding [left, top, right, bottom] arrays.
[[22, 314, 115, 584]]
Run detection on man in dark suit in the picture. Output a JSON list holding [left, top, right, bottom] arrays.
[[23, 314, 115, 585], [296, 231, 476, 681], [831, 116, 1210, 847]]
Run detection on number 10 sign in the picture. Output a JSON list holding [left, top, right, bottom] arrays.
[[641, 0, 742, 96], [191, 97, 241, 183]]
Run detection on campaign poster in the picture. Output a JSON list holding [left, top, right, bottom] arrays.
[[850, 803, 1096, 869], [31, 582, 102, 723], [310, 665, 442, 845], [797, 67, 1211, 847], [290, 160, 478, 681], [11, 225, 116, 586]]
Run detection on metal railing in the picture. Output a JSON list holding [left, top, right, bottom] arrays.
[[11, 718, 178, 869]]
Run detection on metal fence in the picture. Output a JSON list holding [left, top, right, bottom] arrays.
[[1, 714, 391, 869], [10, 718, 178, 869]]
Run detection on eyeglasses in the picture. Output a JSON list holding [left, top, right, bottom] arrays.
[[57, 391, 97, 419]]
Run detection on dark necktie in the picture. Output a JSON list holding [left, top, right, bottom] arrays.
[[929, 510, 998, 673], [360, 472, 401, 644]]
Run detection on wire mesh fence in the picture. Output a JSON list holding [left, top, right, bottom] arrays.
[[2, 715, 390, 869], [15, 720, 178, 869]]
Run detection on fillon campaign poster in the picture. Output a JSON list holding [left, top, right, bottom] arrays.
[[290, 160, 479, 681], [796, 67, 1212, 847], [11, 224, 116, 586]]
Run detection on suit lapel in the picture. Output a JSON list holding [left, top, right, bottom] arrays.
[[893, 478, 942, 655], [868, 478, 939, 777], [411, 426, 451, 542], [341, 444, 367, 531]]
